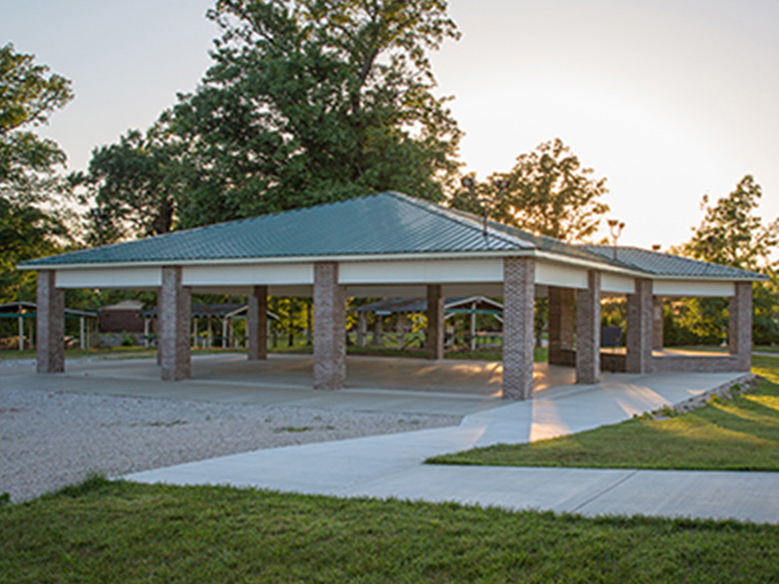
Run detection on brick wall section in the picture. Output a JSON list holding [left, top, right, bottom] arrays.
[[729, 281, 753, 371], [548, 286, 575, 365], [247, 285, 268, 361], [36, 270, 64, 373], [313, 262, 346, 390], [651, 355, 740, 373], [626, 278, 653, 373], [426, 284, 444, 360], [652, 296, 664, 349], [160, 266, 191, 381], [576, 270, 601, 384], [503, 257, 535, 400]]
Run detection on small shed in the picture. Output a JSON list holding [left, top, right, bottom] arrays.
[[99, 300, 145, 333]]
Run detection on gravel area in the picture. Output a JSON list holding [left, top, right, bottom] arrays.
[[0, 385, 461, 503]]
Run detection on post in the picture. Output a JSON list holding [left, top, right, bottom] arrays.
[[502, 257, 535, 399], [159, 266, 191, 381], [576, 271, 601, 384], [469, 301, 477, 351], [18, 312, 24, 351], [729, 282, 752, 371], [36, 270, 64, 373], [652, 296, 664, 350], [313, 262, 346, 390], [357, 312, 367, 347], [626, 278, 653, 373], [397, 312, 406, 351], [548, 287, 576, 365], [247, 285, 268, 360], [426, 285, 445, 360], [79, 316, 86, 350]]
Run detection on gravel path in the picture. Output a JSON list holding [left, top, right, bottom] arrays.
[[0, 385, 460, 503]]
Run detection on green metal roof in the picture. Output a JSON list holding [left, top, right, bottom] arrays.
[[583, 246, 768, 280], [18, 191, 767, 282], [21, 192, 533, 267]]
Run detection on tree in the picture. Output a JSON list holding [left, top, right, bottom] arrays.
[[677, 175, 779, 345], [171, 0, 462, 228], [0, 43, 73, 301], [73, 115, 188, 245], [452, 138, 610, 243]]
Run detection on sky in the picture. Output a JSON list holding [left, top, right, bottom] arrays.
[[3, 0, 778, 250]]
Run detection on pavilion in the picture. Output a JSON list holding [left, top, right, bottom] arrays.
[[18, 191, 766, 399]]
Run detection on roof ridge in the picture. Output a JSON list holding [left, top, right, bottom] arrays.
[[382, 191, 532, 251]]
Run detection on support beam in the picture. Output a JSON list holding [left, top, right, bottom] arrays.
[[469, 301, 477, 351], [397, 312, 406, 351], [357, 312, 367, 347], [159, 266, 191, 381], [426, 284, 444, 360], [626, 278, 653, 373], [79, 316, 85, 350], [18, 314, 24, 351], [313, 262, 346, 390], [652, 296, 664, 350], [729, 281, 752, 371], [247, 285, 268, 361], [576, 271, 601, 384], [548, 287, 575, 365], [373, 315, 383, 345], [502, 257, 535, 400], [36, 270, 64, 373]]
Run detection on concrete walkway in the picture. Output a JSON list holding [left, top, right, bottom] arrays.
[[124, 361, 779, 525]]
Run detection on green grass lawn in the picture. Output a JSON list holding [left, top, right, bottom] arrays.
[[428, 356, 779, 471], [1, 478, 776, 584]]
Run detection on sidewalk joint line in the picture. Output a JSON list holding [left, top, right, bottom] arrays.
[[570, 470, 639, 514]]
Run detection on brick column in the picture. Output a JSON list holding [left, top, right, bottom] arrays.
[[247, 285, 268, 361], [160, 266, 191, 381], [576, 270, 601, 384], [313, 262, 346, 390], [652, 296, 664, 350], [548, 286, 575, 365], [426, 284, 445, 360], [36, 270, 64, 373], [626, 278, 653, 373], [729, 281, 752, 371], [503, 257, 535, 400], [156, 291, 163, 365]]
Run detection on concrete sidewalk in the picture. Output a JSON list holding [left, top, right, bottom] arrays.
[[126, 368, 779, 525]]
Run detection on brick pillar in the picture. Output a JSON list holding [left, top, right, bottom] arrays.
[[503, 257, 535, 400], [313, 262, 346, 390], [729, 281, 752, 371], [426, 284, 445, 360], [247, 285, 268, 361], [160, 266, 191, 381], [626, 278, 653, 373], [36, 270, 64, 373], [652, 296, 664, 350], [576, 270, 601, 384], [548, 286, 575, 365], [156, 291, 163, 365]]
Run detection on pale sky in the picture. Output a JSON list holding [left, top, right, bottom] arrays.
[[3, 0, 778, 249]]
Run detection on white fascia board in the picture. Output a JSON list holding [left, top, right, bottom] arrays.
[[19, 250, 536, 272], [654, 280, 736, 297], [535, 261, 589, 289], [339, 258, 504, 285], [183, 263, 314, 287], [55, 267, 161, 289], [601, 273, 636, 295]]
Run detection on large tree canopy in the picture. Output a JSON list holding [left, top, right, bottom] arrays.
[[0, 43, 72, 301], [73, 117, 187, 245], [451, 138, 610, 243], [170, 0, 462, 227]]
